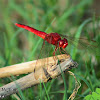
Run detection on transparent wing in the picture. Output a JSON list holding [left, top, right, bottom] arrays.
[[59, 34, 99, 55], [34, 37, 60, 80]]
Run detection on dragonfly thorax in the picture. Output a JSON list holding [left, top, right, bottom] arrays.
[[45, 33, 61, 45], [45, 33, 68, 48]]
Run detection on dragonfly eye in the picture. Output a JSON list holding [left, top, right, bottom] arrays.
[[62, 43, 68, 48], [59, 40, 64, 47], [60, 38, 68, 48]]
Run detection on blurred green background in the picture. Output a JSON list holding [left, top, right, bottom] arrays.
[[0, 0, 100, 100]]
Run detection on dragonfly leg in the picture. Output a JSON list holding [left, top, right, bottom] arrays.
[[53, 46, 58, 55], [60, 48, 69, 55], [59, 47, 63, 54], [63, 48, 69, 55]]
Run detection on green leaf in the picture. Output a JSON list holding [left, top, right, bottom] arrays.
[[84, 88, 100, 100], [96, 88, 100, 94]]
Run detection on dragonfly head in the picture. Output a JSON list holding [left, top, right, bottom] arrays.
[[59, 38, 68, 48]]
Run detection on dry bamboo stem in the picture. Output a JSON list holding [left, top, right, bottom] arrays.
[[0, 54, 78, 99]]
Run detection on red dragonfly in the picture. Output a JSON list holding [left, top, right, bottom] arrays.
[[15, 23, 98, 79], [15, 23, 97, 55]]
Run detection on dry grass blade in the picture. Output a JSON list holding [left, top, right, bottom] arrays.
[[68, 71, 81, 100]]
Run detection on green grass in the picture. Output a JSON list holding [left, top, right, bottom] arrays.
[[0, 0, 100, 100]]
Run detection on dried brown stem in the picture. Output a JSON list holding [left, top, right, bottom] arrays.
[[0, 54, 69, 78], [0, 54, 78, 99]]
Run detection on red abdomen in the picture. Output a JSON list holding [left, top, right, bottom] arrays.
[[15, 23, 47, 39]]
